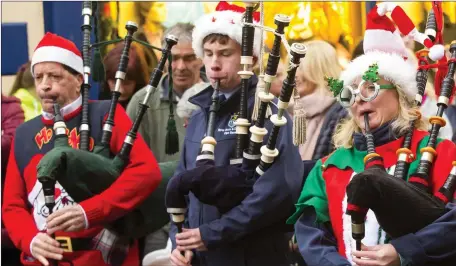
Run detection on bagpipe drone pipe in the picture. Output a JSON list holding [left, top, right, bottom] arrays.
[[166, 79, 221, 256], [36, 1, 180, 239], [38, 101, 75, 266], [165, 2, 307, 236], [345, 8, 456, 250]]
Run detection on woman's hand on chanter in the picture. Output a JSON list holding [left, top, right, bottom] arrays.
[[352, 244, 400, 266]]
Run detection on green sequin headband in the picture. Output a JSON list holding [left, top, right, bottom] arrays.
[[326, 63, 396, 97]]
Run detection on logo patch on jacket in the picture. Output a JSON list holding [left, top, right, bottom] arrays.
[[228, 113, 238, 128], [217, 113, 238, 136], [35, 127, 94, 150]]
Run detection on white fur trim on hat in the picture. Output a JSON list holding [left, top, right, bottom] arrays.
[[340, 51, 417, 99], [192, 10, 262, 59], [31, 46, 84, 76], [364, 30, 408, 58]]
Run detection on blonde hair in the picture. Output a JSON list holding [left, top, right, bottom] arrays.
[[298, 40, 342, 95], [333, 84, 428, 148]]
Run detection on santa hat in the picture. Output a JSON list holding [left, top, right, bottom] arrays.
[[31, 32, 83, 76], [192, 1, 262, 59], [341, 3, 445, 100]]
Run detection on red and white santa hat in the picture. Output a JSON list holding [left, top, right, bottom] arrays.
[[341, 3, 445, 99], [192, 1, 262, 59], [31, 32, 83, 76]]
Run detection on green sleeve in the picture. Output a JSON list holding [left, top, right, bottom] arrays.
[[287, 159, 329, 225]]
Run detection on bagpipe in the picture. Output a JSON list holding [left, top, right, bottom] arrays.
[[36, 1, 179, 239], [165, 1, 307, 243], [38, 101, 76, 266], [341, 3, 456, 251]]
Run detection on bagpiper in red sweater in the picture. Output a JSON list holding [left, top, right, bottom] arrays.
[[2, 98, 162, 266]]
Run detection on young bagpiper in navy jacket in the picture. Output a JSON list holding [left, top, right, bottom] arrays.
[[170, 75, 304, 266]]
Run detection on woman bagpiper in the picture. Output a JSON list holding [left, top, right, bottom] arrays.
[[287, 3, 456, 266]]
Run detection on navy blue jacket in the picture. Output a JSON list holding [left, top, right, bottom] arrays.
[[295, 204, 456, 266], [170, 76, 304, 266]]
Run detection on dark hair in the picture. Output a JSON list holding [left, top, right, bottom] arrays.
[[63, 65, 80, 76], [351, 39, 364, 60], [102, 42, 149, 94], [202, 33, 231, 46], [10, 61, 34, 95]]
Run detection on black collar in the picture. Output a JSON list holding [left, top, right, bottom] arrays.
[[353, 120, 399, 151]]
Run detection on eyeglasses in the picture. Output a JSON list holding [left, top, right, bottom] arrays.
[[326, 63, 397, 107], [337, 81, 396, 107]]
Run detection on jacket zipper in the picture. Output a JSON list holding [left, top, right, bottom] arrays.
[[198, 108, 209, 265]]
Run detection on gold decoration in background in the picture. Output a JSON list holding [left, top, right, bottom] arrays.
[[274, 2, 358, 68], [228, 2, 359, 59], [107, 1, 166, 57], [203, 2, 219, 14], [389, 2, 424, 26], [443, 1, 456, 24], [105, 1, 455, 60], [388, 1, 455, 25]]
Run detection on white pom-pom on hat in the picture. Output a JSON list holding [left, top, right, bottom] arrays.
[[428, 44, 445, 61]]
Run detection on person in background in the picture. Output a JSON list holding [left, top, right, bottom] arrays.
[[286, 40, 348, 266], [293, 40, 348, 161], [253, 51, 286, 97], [1, 93, 25, 266], [176, 81, 209, 128], [1, 94, 24, 190], [102, 42, 150, 109], [127, 22, 206, 163], [126, 22, 207, 264], [9, 61, 42, 121], [141, 80, 207, 266]]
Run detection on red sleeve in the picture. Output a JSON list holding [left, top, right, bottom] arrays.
[[1, 139, 39, 256], [79, 104, 162, 226], [430, 139, 456, 194], [2, 102, 25, 168]]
